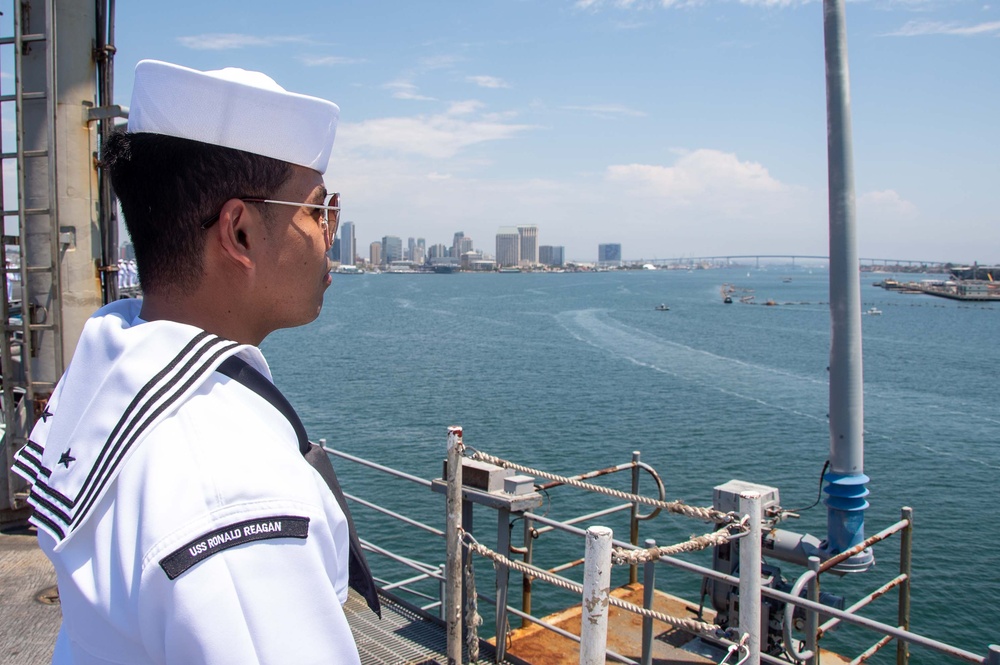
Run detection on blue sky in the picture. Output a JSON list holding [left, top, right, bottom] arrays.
[[53, 2, 1000, 262]]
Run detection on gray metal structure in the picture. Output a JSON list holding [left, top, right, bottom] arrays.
[[1, 0, 122, 521], [821, 0, 873, 569]]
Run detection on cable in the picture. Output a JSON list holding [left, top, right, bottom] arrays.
[[786, 459, 830, 514]]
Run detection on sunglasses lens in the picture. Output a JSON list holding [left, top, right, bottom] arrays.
[[327, 193, 340, 237]]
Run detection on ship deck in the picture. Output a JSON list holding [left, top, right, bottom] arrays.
[[2, 525, 856, 665], [1, 524, 524, 665]]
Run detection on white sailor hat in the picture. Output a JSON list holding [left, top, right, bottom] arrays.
[[127, 60, 339, 174]]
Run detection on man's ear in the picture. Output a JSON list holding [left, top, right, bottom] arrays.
[[213, 199, 256, 270]]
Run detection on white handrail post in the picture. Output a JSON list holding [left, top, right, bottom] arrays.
[[446, 426, 464, 665], [580, 526, 613, 665], [740, 491, 763, 665]]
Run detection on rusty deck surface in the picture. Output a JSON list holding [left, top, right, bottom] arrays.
[[500, 583, 852, 665]]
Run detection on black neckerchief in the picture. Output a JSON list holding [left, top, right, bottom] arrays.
[[217, 355, 381, 618]]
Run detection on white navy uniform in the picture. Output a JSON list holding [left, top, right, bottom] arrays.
[[13, 299, 362, 664]]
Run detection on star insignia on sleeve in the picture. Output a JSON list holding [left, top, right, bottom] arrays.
[[40, 407, 54, 422], [58, 449, 76, 468]]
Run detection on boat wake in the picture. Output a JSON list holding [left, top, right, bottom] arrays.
[[555, 308, 828, 425]]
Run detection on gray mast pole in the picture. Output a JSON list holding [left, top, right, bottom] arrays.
[[822, 0, 872, 570]]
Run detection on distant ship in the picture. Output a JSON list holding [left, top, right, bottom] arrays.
[[949, 265, 998, 281]]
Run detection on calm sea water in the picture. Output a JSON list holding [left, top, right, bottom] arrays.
[[264, 268, 999, 664]]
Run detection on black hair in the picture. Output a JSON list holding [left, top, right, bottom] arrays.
[[102, 131, 291, 294]]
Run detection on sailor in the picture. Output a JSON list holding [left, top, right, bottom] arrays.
[[12, 60, 369, 664]]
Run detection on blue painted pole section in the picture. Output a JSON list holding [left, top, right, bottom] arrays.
[[822, 0, 872, 567]]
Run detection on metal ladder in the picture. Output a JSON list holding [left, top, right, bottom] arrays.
[[0, 0, 62, 515]]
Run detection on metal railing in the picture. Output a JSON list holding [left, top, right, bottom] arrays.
[[319, 432, 1000, 665]]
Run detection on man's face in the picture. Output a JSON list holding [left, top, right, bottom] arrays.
[[254, 165, 334, 332]]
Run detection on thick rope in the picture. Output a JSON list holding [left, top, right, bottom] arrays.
[[461, 530, 721, 637], [469, 450, 733, 524], [611, 520, 749, 565]]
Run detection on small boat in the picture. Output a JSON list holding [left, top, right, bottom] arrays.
[[655, 304, 670, 311], [782, 277, 793, 283], [866, 307, 882, 315], [723, 296, 733, 304]]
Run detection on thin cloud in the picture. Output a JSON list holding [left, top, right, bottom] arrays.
[[562, 104, 647, 118], [884, 20, 1000, 36], [298, 55, 367, 67], [338, 114, 536, 159], [383, 80, 437, 101], [177, 33, 309, 50], [447, 100, 486, 116], [859, 189, 918, 215], [467, 75, 511, 89], [418, 54, 464, 70]]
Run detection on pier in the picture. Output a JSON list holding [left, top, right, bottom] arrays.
[[877, 279, 1000, 302]]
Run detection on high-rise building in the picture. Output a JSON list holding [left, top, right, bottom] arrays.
[[518, 225, 538, 267], [407, 237, 416, 261], [427, 243, 448, 260], [382, 236, 403, 265], [539, 245, 565, 267], [598, 243, 622, 267], [369, 241, 382, 267], [452, 232, 465, 260], [340, 221, 356, 267], [458, 236, 473, 256], [496, 227, 520, 268]]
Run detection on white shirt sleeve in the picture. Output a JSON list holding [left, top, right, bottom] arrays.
[[138, 506, 361, 665]]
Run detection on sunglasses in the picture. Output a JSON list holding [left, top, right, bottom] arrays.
[[201, 193, 341, 245]]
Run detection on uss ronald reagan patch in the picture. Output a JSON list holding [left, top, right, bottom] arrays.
[[159, 515, 310, 579]]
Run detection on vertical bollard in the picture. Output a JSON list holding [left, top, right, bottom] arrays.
[[641, 538, 657, 665], [580, 526, 613, 665], [897, 506, 913, 665], [439, 563, 447, 620], [522, 516, 535, 629], [629, 451, 641, 585], [806, 556, 821, 665], [739, 492, 762, 665], [446, 426, 464, 665]]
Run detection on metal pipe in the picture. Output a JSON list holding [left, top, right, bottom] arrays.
[[438, 563, 447, 621], [897, 507, 913, 665], [522, 515, 534, 628], [807, 556, 821, 665], [851, 634, 894, 665], [536, 460, 636, 490], [445, 426, 463, 665], [641, 538, 656, 665], [358, 539, 440, 575], [324, 445, 433, 487], [343, 491, 444, 536], [630, 451, 640, 585], [818, 574, 906, 637], [548, 558, 586, 575], [580, 525, 613, 665], [495, 506, 511, 662], [819, 518, 907, 573], [783, 569, 817, 662], [822, 0, 871, 568], [533, 503, 632, 535], [95, 0, 118, 304], [380, 572, 435, 591], [739, 492, 762, 665]]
